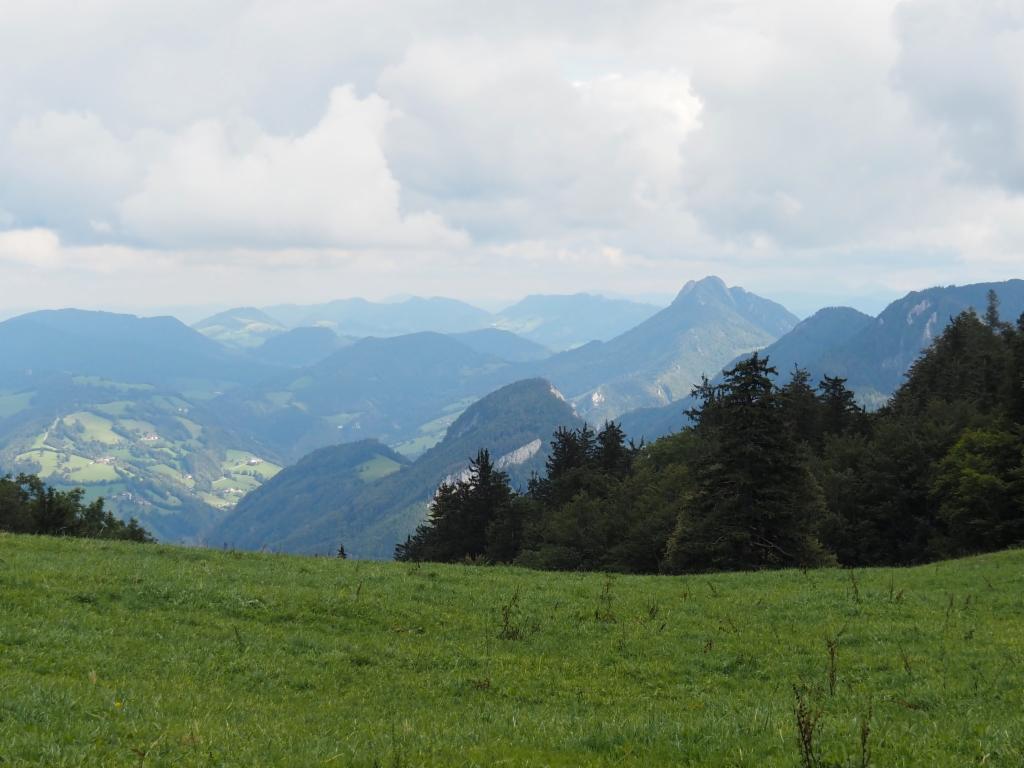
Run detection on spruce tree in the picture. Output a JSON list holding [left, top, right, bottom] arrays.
[[779, 366, 821, 445], [394, 450, 515, 563], [818, 375, 866, 438], [664, 354, 831, 572]]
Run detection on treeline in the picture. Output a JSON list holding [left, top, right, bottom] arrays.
[[0, 474, 152, 542], [397, 292, 1024, 572]]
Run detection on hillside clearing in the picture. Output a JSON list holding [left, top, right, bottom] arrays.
[[0, 535, 1021, 766]]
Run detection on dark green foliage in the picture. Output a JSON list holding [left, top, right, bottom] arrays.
[[818, 375, 867, 439], [516, 422, 642, 571], [0, 473, 152, 541], [779, 367, 821, 445], [209, 440, 410, 553], [931, 427, 1024, 555], [402, 292, 1024, 573], [215, 378, 579, 558], [395, 450, 516, 562], [662, 355, 831, 572]]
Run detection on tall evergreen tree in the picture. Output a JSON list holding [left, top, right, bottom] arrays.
[[394, 450, 515, 563], [818, 375, 867, 438], [596, 421, 632, 477], [664, 354, 831, 572], [779, 366, 821, 445]]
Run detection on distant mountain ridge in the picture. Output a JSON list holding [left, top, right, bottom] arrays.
[[204, 276, 797, 465], [265, 296, 494, 337], [192, 307, 286, 348], [195, 293, 662, 352], [618, 279, 1024, 441], [0, 309, 270, 387], [0, 276, 815, 545], [209, 378, 580, 557], [532, 276, 799, 420], [817, 280, 1024, 404], [491, 294, 660, 350], [208, 331, 516, 463]]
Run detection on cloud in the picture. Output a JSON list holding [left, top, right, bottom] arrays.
[[0, 228, 62, 268], [893, 0, 1024, 192], [1, 88, 466, 251], [2, 111, 139, 238], [119, 86, 466, 249], [0, 0, 1021, 314], [379, 40, 702, 242]]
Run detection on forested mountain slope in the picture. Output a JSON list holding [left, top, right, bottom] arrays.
[[210, 378, 580, 557], [619, 280, 1024, 441], [534, 276, 797, 420]]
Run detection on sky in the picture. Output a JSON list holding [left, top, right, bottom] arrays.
[[0, 0, 1022, 319]]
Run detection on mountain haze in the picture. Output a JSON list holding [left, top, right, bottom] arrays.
[[618, 279, 1024, 441], [211, 378, 580, 558], [263, 296, 493, 337], [492, 294, 660, 350], [193, 307, 287, 348], [0, 310, 269, 390], [250, 326, 353, 368], [534, 276, 798, 420]]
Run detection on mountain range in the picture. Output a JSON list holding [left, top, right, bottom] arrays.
[[3, 276, 1021, 551], [209, 378, 580, 557], [195, 293, 660, 352], [620, 279, 1024, 441], [531, 277, 798, 420]]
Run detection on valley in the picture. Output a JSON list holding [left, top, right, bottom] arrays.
[[2, 277, 1022, 557]]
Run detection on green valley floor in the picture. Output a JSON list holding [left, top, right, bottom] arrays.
[[1, 534, 1022, 766]]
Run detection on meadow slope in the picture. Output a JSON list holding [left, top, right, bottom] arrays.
[[1, 534, 1022, 766]]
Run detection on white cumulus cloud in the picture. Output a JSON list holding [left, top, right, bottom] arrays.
[[119, 86, 466, 249]]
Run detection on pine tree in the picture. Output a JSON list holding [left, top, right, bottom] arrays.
[[394, 450, 515, 563], [664, 354, 831, 572], [984, 288, 1006, 331], [596, 421, 632, 476], [818, 375, 866, 438], [779, 366, 821, 445]]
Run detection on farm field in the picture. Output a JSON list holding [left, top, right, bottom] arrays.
[[2, 395, 282, 540], [1, 535, 1022, 766]]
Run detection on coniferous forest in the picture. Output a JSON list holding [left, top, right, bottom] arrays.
[[0, 474, 152, 542], [398, 293, 1024, 572]]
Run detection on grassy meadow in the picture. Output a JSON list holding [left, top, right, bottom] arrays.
[[1, 534, 1022, 766]]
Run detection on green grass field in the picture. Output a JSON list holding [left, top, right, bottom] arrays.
[[63, 412, 123, 445], [357, 454, 404, 482], [1, 535, 1022, 767], [0, 391, 33, 419]]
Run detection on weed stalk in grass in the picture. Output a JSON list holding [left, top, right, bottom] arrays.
[[646, 598, 660, 622], [595, 576, 615, 623], [826, 636, 838, 697], [498, 587, 524, 640], [859, 699, 873, 768], [793, 685, 821, 768], [897, 642, 913, 676]]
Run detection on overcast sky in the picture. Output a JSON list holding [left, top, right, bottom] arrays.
[[0, 0, 1021, 318]]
